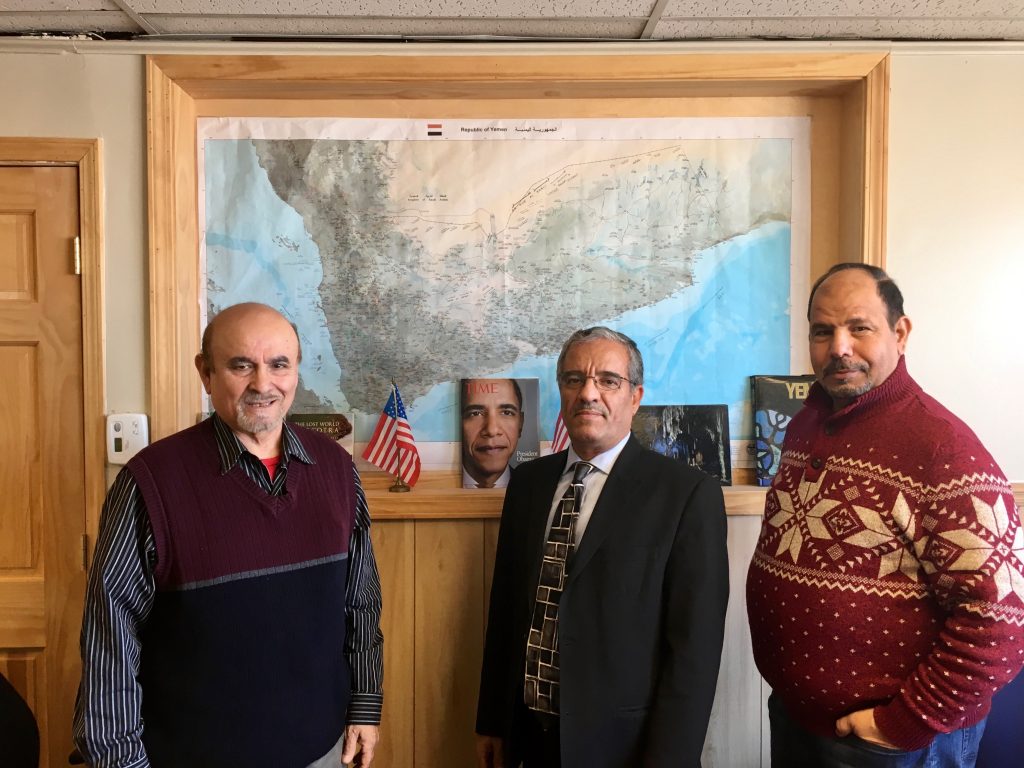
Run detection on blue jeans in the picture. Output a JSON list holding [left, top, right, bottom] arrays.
[[768, 693, 987, 768]]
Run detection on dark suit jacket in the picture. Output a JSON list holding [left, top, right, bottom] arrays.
[[476, 435, 729, 768]]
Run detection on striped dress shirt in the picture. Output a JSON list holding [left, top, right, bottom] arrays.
[[74, 415, 383, 768]]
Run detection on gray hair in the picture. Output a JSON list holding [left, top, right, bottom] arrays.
[[556, 326, 644, 387]]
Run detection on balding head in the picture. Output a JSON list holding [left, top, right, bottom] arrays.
[[200, 303, 302, 369]]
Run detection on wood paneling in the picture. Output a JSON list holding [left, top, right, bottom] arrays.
[[482, 519, 501, 630], [0, 578, 45, 647], [0, 212, 36, 301], [0, 344, 37, 568], [414, 521, 486, 767], [0, 652, 41, 716], [371, 520, 415, 768]]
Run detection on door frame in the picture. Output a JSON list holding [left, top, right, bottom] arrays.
[[0, 138, 106, 546]]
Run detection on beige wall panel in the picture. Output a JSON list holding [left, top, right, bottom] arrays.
[[887, 51, 1024, 480], [371, 520, 415, 768], [0, 212, 36, 301], [414, 520, 485, 768], [0, 344, 38, 568], [702, 515, 764, 767]]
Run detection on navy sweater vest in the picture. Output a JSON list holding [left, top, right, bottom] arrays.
[[127, 419, 355, 768]]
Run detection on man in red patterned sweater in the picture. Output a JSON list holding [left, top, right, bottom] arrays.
[[747, 263, 1024, 767]]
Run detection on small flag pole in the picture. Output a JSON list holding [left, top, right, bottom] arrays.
[[389, 377, 411, 493]]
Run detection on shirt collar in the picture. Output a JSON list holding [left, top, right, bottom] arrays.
[[462, 464, 512, 489], [210, 413, 316, 475], [563, 431, 631, 477]]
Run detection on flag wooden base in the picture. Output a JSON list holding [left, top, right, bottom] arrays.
[[389, 475, 412, 493]]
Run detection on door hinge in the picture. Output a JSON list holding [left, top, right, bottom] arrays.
[[81, 533, 89, 570], [73, 236, 81, 275]]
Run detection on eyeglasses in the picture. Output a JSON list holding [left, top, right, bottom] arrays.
[[558, 371, 635, 392]]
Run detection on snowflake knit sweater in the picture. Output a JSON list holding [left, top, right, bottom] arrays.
[[747, 356, 1024, 750]]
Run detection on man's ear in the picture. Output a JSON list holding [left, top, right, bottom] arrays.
[[630, 384, 644, 415], [895, 316, 912, 354], [194, 353, 213, 395]]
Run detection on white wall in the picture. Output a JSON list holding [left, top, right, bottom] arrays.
[[888, 50, 1024, 480], [0, 42, 1021, 482]]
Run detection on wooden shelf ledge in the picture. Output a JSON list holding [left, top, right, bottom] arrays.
[[363, 470, 769, 520], [364, 473, 1024, 521]]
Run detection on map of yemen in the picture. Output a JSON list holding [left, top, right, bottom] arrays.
[[253, 138, 790, 411]]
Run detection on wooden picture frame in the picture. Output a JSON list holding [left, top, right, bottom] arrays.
[[147, 50, 888, 456]]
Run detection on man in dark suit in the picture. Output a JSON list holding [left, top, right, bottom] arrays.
[[476, 326, 729, 768]]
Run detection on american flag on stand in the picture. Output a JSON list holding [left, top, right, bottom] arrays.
[[362, 384, 421, 487], [550, 412, 571, 453]]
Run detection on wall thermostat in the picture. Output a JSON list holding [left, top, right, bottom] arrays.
[[106, 413, 149, 465]]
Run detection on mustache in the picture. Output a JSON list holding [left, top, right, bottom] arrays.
[[242, 394, 279, 405], [573, 405, 607, 417], [824, 360, 868, 375]]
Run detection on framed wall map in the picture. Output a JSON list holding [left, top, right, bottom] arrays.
[[148, 49, 889, 447], [198, 114, 811, 449]]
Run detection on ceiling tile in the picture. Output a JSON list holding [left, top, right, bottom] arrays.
[[654, 16, 1019, 39], [133, 0, 654, 17], [663, 0, 1024, 19], [148, 14, 645, 38], [0, 11, 136, 32], [5, 1, 120, 9]]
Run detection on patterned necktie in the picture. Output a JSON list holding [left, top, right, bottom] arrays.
[[524, 460, 595, 714]]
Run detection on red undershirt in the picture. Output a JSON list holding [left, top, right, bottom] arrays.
[[260, 455, 281, 481]]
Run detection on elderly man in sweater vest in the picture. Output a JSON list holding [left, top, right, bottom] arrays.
[[747, 264, 1024, 767], [74, 303, 383, 768]]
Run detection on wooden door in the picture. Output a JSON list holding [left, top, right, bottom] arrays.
[[0, 165, 88, 767]]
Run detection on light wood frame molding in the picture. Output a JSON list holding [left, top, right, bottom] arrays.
[[146, 50, 890, 513], [0, 138, 106, 543]]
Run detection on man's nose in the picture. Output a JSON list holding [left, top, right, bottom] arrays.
[[250, 365, 273, 391], [481, 412, 499, 435], [577, 375, 601, 400], [830, 330, 854, 358]]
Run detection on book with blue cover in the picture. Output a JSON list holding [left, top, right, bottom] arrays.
[[750, 374, 816, 486]]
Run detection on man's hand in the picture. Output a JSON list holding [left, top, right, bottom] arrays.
[[476, 734, 504, 768], [341, 724, 379, 768], [835, 707, 900, 750]]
